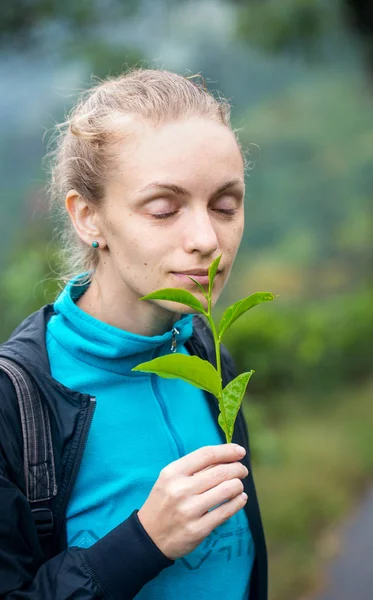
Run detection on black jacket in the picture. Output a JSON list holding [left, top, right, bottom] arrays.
[[0, 305, 267, 599]]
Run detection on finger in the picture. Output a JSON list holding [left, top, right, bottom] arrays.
[[199, 491, 248, 534], [188, 462, 248, 495], [196, 478, 245, 515], [166, 444, 246, 477]]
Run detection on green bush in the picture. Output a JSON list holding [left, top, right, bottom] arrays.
[[224, 287, 373, 399]]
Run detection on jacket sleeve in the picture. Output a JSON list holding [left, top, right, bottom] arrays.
[[0, 375, 173, 600]]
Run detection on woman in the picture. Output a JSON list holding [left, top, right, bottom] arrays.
[[0, 69, 267, 599]]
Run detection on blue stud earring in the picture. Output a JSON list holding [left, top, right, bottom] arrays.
[[92, 241, 99, 249]]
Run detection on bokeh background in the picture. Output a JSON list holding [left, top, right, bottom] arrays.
[[1, 1, 372, 599]]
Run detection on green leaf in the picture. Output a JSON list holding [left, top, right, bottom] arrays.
[[140, 288, 206, 314], [218, 292, 275, 340], [188, 276, 208, 299], [132, 354, 221, 397], [218, 371, 254, 443], [208, 255, 222, 296]]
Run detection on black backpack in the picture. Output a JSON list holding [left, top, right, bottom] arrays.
[[0, 357, 57, 558]]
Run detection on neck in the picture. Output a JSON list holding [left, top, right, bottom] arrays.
[[76, 272, 181, 337]]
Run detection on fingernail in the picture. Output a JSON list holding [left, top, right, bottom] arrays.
[[236, 445, 246, 457], [241, 492, 248, 502]]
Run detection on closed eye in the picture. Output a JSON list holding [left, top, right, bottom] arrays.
[[215, 208, 237, 215], [151, 211, 178, 220], [152, 208, 237, 220], [212, 207, 238, 218]]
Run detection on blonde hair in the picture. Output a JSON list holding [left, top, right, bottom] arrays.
[[48, 68, 238, 282]]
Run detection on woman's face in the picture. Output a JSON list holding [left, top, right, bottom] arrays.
[[96, 116, 245, 316]]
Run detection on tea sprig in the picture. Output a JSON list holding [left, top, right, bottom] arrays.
[[132, 255, 274, 443]]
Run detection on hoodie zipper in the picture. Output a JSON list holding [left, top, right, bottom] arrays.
[[55, 396, 96, 540], [170, 327, 180, 353]]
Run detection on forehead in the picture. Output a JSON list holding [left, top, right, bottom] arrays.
[[113, 117, 244, 191]]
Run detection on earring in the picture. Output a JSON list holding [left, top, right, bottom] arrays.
[[92, 241, 99, 248]]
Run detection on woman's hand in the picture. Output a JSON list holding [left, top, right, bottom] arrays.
[[137, 444, 249, 560]]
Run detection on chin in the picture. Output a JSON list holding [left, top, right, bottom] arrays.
[[170, 302, 201, 314], [178, 305, 201, 315]]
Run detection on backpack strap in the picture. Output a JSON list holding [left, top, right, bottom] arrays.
[[0, 357, 57, 550]]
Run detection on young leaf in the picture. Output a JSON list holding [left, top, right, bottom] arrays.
[[140, 288, 206, 314], [218, 292, 274, 340], [218, 371, 255, 443], [208, 255, 222, 297], [132, 354, 221, 397], [188, 276, 208, 299]]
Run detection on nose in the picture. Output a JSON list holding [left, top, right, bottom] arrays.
[[182, 209, 219, 256]]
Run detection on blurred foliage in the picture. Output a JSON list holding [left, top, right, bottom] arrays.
[[235, 0, 373, 74], [249, 379, 373, 600], [235, 72, 373, 281], [1, 0, 145, 95], [224, 286, 373, 402], [345, 0, 373, 78], [3, 0, 373, 77], [0, 220, 60, 341], [64, 40, 144, 80], [1, 0, 139, 45], [236, 0, 335, 59]]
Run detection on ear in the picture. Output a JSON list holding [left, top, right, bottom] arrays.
[[65, 191, 107, 249]]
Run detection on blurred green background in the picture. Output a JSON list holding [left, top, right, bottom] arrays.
[[1, 1, 372, 599]]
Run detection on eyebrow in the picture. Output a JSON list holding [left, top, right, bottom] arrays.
[[136, 178, 244, 198]]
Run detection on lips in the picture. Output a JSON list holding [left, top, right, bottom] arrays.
[[173, 268, 222, 276], [178, 269, 209, 276], [171, 269, 222, 286]]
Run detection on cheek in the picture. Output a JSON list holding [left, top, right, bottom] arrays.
[[225, 224, 244, 253]]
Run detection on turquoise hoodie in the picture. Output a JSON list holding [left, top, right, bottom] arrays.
[[46, 280, 255, 599]]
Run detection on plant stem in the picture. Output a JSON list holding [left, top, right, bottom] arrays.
[[206, 296, 229, 443]]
